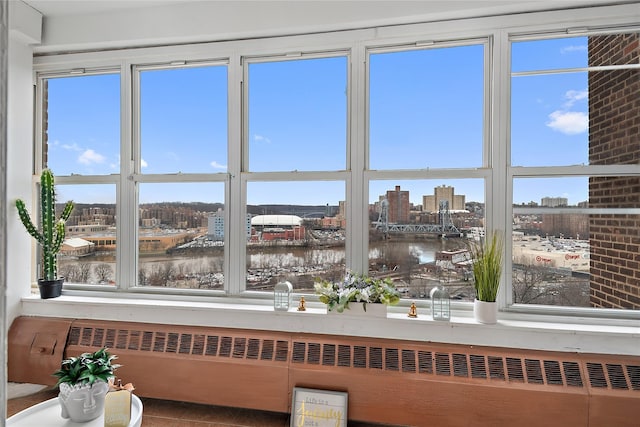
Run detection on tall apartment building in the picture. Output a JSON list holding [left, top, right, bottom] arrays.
[[208, 209, 252, 241], [386, 185, 410, 224], [541, 197, 568, 207], [423, 185, 466, 212], [588, 33, 640, 309]]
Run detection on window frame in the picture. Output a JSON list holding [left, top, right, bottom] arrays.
[[506, 28, 640, 318], [28, 6, 640, 322]]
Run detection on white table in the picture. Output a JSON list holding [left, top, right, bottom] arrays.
[[7, 394, 143, 427]]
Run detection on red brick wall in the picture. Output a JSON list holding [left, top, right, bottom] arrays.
[[588, 33, 640, 309]]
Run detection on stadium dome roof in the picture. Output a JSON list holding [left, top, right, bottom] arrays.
[[251, 214, 303, 227]]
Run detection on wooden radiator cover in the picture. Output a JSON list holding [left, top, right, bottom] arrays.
[[8, 316, 640, 426]]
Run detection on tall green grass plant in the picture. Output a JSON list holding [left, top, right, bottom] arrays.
[[470, 232, 503, 302]]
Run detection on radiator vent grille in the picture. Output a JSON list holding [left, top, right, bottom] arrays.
[[67, 326, 289, 363], [67, 324, 640, 392], [289, 340, 640, 392]]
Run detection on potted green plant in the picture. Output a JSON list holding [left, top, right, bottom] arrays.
[[15, 169, 74, 298], [314, 270, 401, 316], [53, 348, 121, 422], [469, 232, 504, 324]]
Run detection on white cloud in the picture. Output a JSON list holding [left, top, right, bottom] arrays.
[[560, 45, 587, 54], [563, 89, 588, 108], [141, 158, 148, 168], [546, 111, 588, 135], [78, 149, 106, 165], [210, 160, 226, 169], [254, 134, 271, 144], [62, 142, 82, 151]]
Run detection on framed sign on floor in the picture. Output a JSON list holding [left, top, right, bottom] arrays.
[[291, 387, 348, 427]]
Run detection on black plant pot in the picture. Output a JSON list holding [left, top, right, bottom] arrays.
[[37, 278, 64, 299]]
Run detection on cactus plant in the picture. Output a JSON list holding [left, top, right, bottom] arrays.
[[15, 169, 74, 283]]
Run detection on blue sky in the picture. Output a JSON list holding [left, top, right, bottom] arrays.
[[47, 37, 591, 207]]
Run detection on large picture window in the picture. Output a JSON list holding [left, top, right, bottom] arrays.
[[34, 14, 639, 318], [244, 54, 349, 293], [510, 32, 640, 310]]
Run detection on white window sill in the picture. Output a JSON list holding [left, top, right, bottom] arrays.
[[18, 293, 640, 357]]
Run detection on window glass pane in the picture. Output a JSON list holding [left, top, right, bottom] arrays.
[[246, 181, 346, 292], [369, 45, 484, 170], [511, 72, 588, 167], [140, 66, 228, 174], [45, 74, 120, 175], [512, 213, 639, 310], [137, 183, 225, 289], [248, 56, 347, 172], [511, 34, 639, 167], [513, 177, 589, 207], [58, 184, 117, 285], [511, 37, 588, 72], [369, 179, 484, 301], [514, 174, 640, 310]]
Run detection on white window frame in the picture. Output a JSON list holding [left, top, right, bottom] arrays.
[[28, 4, 640, 329]]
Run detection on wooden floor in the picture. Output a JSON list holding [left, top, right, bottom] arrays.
[[7, 387, 399, 427]]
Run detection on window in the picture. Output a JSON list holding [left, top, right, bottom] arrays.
[[34, 9, 639, 318], [510, 32, 640, 310], [247, 56, 347, 172], [244, 54, 348, 293], [136, 64, 228, 290], [43, 72, 120, 286], [369, 44, 484, 170], [367, 42, 487, 302]]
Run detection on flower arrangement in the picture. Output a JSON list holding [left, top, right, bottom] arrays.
[[314, 271, 401, 313]]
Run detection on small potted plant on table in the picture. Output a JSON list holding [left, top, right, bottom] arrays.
[[53, 348, 121, 422], [15, 169, 74, 298]]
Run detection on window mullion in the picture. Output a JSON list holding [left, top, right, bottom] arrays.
[[349, 42, 366, 274], [491, 30, 510, 308], [119, 61, 136, 291], [228, 53, 243, 295]]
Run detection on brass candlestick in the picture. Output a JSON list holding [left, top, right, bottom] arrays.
[[297, 296, 307, 311], [408, 301, 418, 318]]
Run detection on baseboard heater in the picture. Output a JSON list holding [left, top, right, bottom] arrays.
[[8, 316, 640, 426]]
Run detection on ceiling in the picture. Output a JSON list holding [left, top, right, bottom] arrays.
[[22, 0, 186, 17], [21, 0, 639, 19]]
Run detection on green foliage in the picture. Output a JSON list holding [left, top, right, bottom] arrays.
[[15, 169, 74, 281], [314, 271, 401, 313], [470, 232, 504, 302], [53, 348, 121, 387]]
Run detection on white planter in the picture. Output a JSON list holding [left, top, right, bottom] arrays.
[[474, 299, 497, 324], [327, 302, 387, 318], [58, 380, 109, 422]]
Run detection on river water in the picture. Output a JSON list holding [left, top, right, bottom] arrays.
[[60, 238, 466, 288]]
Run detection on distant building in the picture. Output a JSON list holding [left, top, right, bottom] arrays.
[[141, 218, 161, 228], [208, 209, 252, 241], [385, 185, 410, 224], [61, 237, 95, 257], [67, 224, 109, 234], [541, 197, 568, 207], [250, 214, 305, 241], [423, 185, 466, 213]]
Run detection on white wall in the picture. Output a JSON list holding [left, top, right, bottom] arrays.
[[7, 0, 41, 325]]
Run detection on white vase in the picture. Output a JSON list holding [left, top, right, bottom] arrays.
[[59, 380, 109, 422], [473, 299, 497, 324], [327, 302, 387, 318]]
